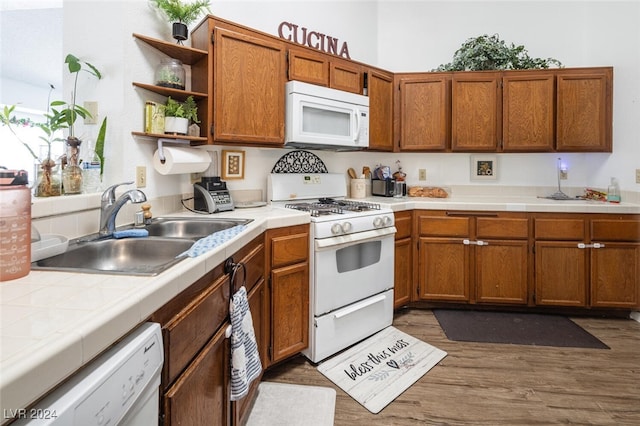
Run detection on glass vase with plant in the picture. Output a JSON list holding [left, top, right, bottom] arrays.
[[1, 86, 64, 197], [54, 54, 102, 194]]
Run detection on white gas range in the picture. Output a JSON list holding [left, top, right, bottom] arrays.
[[268, 173, 396, 363]]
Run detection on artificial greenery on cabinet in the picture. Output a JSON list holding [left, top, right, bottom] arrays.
[[434, 34, 562, 71]]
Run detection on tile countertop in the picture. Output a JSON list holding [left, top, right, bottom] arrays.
[[0, 206, 309, 421], [370, 194, 640, 214], [1, 195, 638, 418]]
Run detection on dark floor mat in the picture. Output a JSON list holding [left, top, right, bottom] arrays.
[[433, 309, 609, 349]]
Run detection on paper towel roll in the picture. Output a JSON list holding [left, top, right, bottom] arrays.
[[153, 147, 211, 175]]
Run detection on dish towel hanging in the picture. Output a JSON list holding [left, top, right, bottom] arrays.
[[177, 225, 247, 258], [229, 285, 262, 401]]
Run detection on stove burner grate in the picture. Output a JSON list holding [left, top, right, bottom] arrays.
[[285, 199, 381, 217]]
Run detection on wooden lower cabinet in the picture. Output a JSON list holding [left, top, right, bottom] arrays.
[[270, 262, 309, 362], [590, 243, 640, 308], [534, 214, 640, 309], [164, 323, 230, 426], [394, 211, 412, 307], [265, 224, 310, 366], [475, 240, 529, 304], [415, 211, 529, 305], [417, 237, 469, 301], [152, 235, 265, 426], [401, 210, 639, 311], [535, 241, 588, 306]]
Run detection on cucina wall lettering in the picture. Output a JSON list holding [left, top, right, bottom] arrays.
[[278, 21, 351, 59]]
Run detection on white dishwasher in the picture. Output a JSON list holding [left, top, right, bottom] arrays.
[[13, 322, 163, 426]]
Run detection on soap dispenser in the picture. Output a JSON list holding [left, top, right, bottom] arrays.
[[606, 177, 621, 203]]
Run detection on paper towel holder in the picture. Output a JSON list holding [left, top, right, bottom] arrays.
[[157, 138, 191, 163]]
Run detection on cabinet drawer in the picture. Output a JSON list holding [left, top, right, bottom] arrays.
[[271, 231, 308, 268], [164, 275, 230, 386], [418, 216, 470, 237], [235, 239, 265, 293], [535, 218, 585, 240], [394, 212, 412, 239], [591, 220, 640, 242], [477, 217, 529, 239]]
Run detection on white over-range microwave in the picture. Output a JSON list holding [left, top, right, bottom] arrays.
[[285, 80, 369, 151]]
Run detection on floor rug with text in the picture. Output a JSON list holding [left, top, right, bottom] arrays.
[[317, 326, 447, 414]]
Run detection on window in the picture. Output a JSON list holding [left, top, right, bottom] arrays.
[[1, 105, 64, 185]]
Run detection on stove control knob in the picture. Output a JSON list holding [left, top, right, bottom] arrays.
[[331, 223, 344, 235], [373, 217, 383, 228], [342, 222, 353, 233], [383, 216, 393, 227]]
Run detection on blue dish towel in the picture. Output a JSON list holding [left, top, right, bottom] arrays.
[[178, 225, 247, 258], [229, 286, 262, 401]]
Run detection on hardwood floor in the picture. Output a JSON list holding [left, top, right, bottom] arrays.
[[261, 308, 640, 425]]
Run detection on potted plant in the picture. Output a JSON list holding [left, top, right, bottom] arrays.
[[164, 95, 199, 135], [150, 0, 211, 44]]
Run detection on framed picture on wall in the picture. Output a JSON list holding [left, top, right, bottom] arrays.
[[221, 149, 245, 180], [470, 155, 498, 181]]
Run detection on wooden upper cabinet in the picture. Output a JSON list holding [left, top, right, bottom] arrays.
[[287, 48, 362, 94], [451, 72, 501, 151], [186, 17, 612, 151], [556, 68, 613, 152], [397, 73, 450, 151], [502, 72, 555, 152], [213, 26, 286, 145], [368, 69, 394, 151], [288, 48, 329, 87], [329, 59, 362, 94]]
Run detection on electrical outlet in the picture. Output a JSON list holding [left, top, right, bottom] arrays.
[[83, 101, 98, 124], [191, 172, 203, 184], [636, 169, 640, 184], [559, 170, 568, 180], [136, 166, 146, 188], [418, 169, 427, 181]]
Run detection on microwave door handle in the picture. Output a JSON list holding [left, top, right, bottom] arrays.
[[353, 109, 361, 142]]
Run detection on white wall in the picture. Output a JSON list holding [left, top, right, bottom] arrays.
[[54, 1, 640, 201]]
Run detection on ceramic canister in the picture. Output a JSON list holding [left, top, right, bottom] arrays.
[[350, 178, 366, 199]]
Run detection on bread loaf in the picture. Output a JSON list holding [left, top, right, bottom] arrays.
[[407, 186, 448, 198]]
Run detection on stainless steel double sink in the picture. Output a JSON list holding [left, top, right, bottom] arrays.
[[31, 217, 252, 276]]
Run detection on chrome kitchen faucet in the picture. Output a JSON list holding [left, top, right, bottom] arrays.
[[99, 182, 147, 236]]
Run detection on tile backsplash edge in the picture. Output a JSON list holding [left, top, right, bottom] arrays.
[[31, 193, 185, 239], [29, 186, 639, 240]]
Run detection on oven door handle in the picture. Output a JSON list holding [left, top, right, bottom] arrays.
[[315, 226, 397, 251], [333, 293, 388, 319]]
